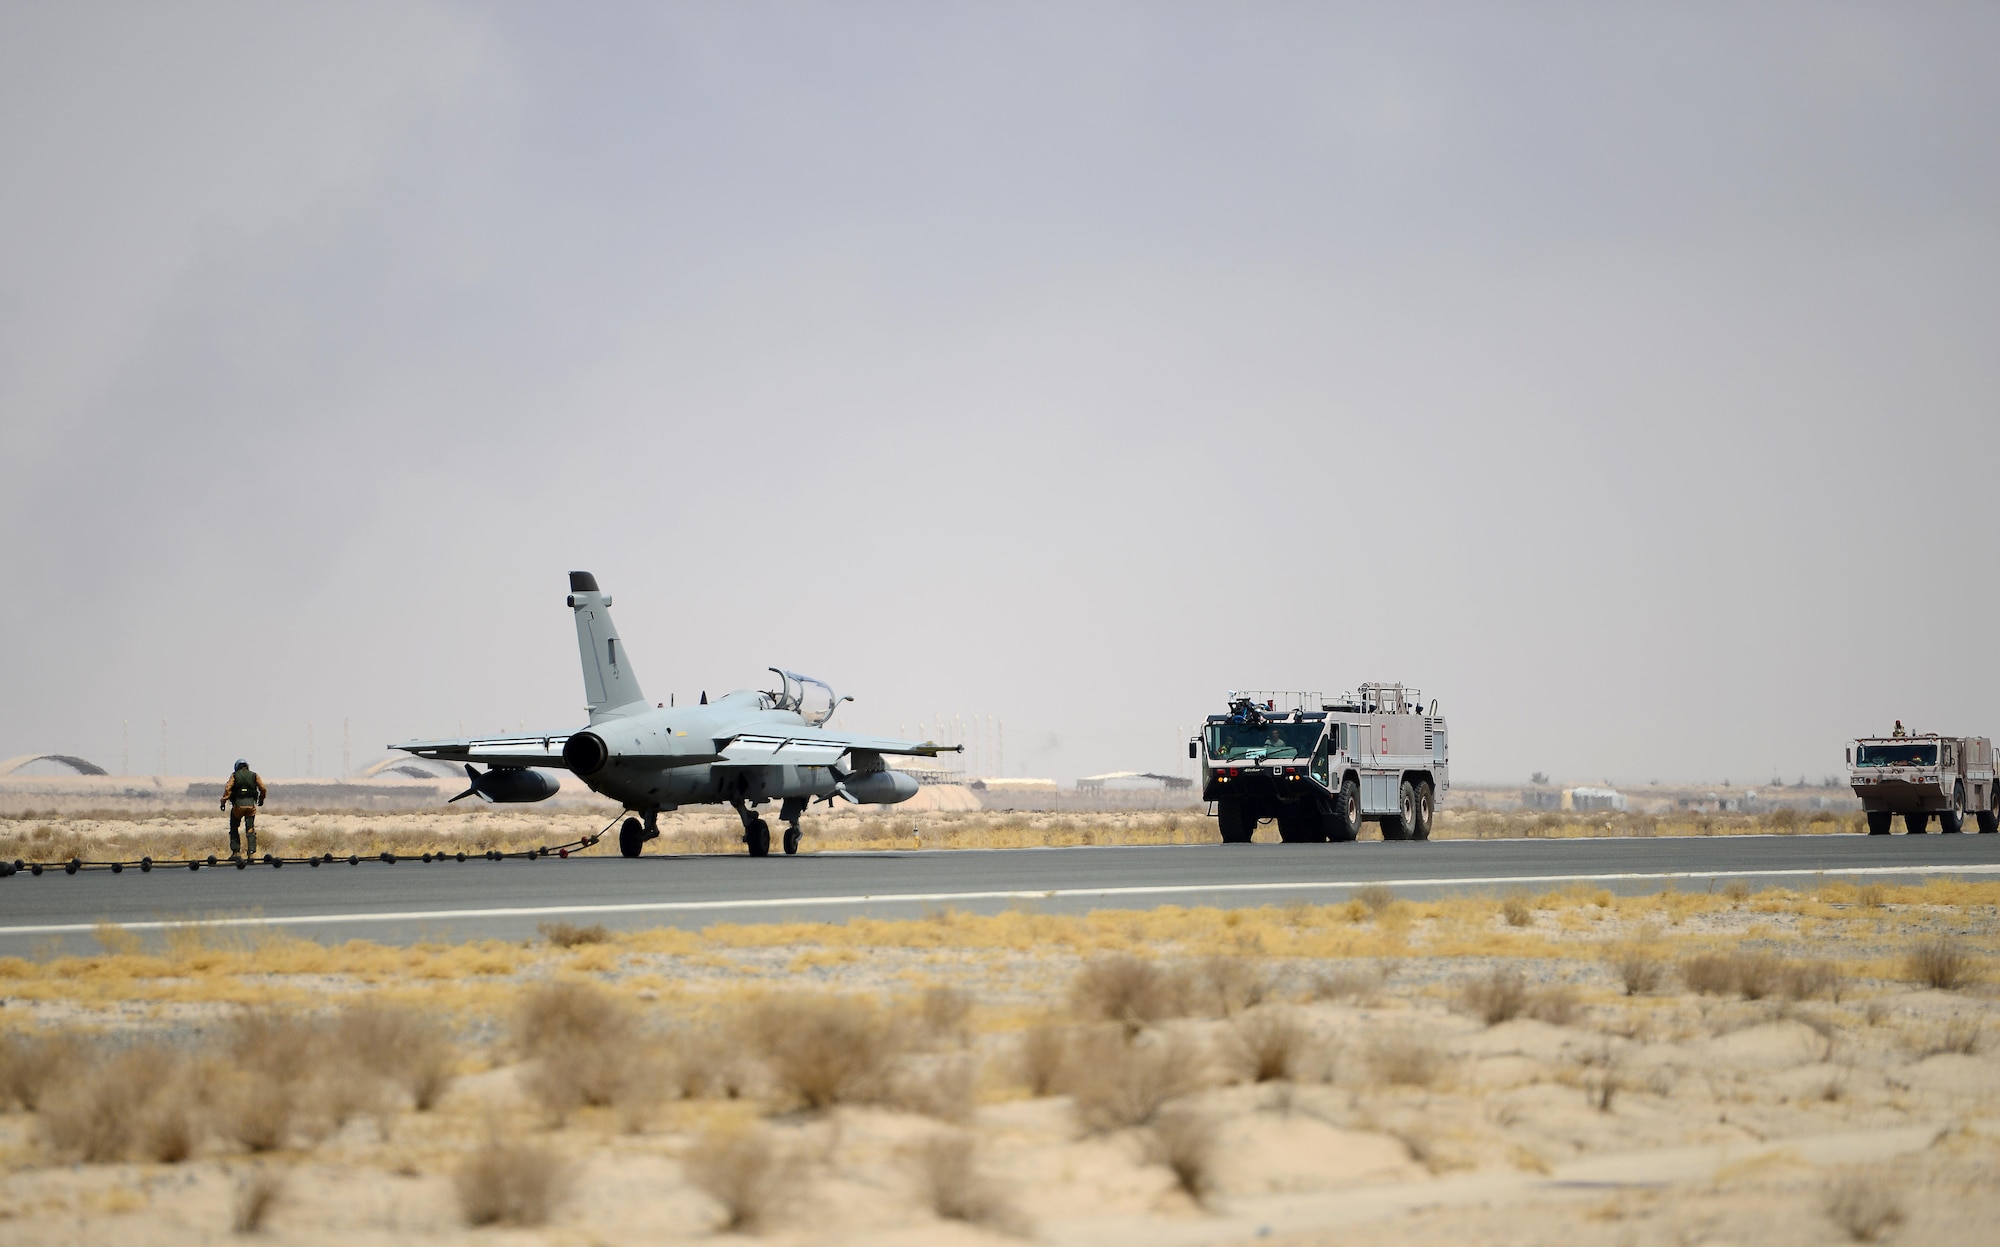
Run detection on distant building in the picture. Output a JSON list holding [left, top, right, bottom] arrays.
[[1568, 786, 1628, 813], [1075, 771, 1195, 793], [1521, 787, 1563, 810]]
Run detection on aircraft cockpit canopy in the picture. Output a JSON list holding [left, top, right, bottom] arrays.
[[764, 669, 850, 727]]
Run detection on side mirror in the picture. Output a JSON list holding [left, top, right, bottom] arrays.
[[1188, 739, 1198, 760]]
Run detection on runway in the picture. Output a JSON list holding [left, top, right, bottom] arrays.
[[3, 834, 1997, 957]]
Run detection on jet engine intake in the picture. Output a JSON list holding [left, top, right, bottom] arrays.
[[839, 769, 919, 805], [561, 731, 609, 776]]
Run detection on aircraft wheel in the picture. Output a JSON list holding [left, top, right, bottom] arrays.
[[1411, 781, 1435, 841], [1866, 811, 1894, 835], [1329, 778, 1361, 842], [1940, 783, 1965, 833], [746, 818, 772, 857], [1905, 811, 1931, 835], [619, 817, 645, 858], [783, 826, 801, 855]]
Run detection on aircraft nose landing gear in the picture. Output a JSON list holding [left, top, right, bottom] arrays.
[[619, 811, 662, 858]]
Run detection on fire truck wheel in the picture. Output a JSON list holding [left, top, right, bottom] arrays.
[[1979, 806, 1999, 833], [1412, 781, 1435, 840], [1939, 784, 1965, 833], [1330, 779, 1361, 841], [619, 817, 645, 858], [1905, 811, 1930, 835], [1866, 811, 1894, 835], [1216, 798, 1254, 843], [1381, 780, 1416, 840]]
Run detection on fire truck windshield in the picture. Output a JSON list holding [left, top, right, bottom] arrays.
[[1856, 743, 1938, 767], [1208, 722, 1322, 761]]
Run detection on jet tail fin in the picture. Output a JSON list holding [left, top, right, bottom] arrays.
[[568, 571, 648, 722]]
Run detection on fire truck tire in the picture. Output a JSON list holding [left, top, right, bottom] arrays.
[[1979, 806, 1999, 833], [1380, 780, 1417, 840], [1216, 798, 1254, 843], [1866, 811, 1894, 835], [1276, 806, 1324, 843], [619, 817, 645, 858], [1905, 811, 1930, 835], [1330, 780, 1361, 841], [1940, 784, 1965, 833], [1412, 781, 1435, 841], [746, 818, 772, 856]]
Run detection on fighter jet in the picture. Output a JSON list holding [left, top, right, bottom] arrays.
[[392, 572, 959, 857]]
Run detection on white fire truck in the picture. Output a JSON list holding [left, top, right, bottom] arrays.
[[1847, 731, 1999, 834], [1191, 684, 1449, 843]]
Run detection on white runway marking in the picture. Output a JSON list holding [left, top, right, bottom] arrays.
[[4, 862, 1997, 936]]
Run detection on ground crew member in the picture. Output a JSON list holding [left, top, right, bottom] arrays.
[[1893, 720, 1907, 738], [221, 759, 266, 857]]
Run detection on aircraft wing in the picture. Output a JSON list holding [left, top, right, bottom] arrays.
[[714, 730, 962, 769], [392, 733, 578, 769]]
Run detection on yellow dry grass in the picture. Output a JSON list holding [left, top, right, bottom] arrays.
[[1, 804, 1890, 867]]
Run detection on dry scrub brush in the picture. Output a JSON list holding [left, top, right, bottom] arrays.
[[916, 985, 974, 1046], [0, 1030, 79, 1112], [1016, 1022, 1073, 1096], [1147, 1106, 1221, 1206], [1068, 955, 1193, 1035], [1367, 1028, 1444, 1088], [539, 921, 612, 948], [1352, 884, 1399, 916], [743, 993, 902, 1111], [514, 979, 664, 1128], [1682, 951, 1845, 1002], [1904, 937, 1983, 991], [888, 1054, 980, 1123], [1069, 1028, 1210, 1132], [335, 1003, 456, 1111], [1224, 1008, 1316, 1083], [39, 1043, 204, 1163], [456, 1135, 569, 1227], [1457, 967, 1580, 1027], [1823, 1173, 1905, 1242], [908, 1130, 1025, 1234], [232, 1168, 286, 1234], [685, 1125, 800, 1234], [1191, 955, 1270, 1017], [1308, 964, 1388, 1004], [1607, 942, 1667, 995]]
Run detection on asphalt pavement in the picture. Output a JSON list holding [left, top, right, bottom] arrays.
[[3, 833, 1997, 957]]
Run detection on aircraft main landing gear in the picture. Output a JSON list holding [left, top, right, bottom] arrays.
[[732, 800, 772, 857], [779, 796, 806, 856]]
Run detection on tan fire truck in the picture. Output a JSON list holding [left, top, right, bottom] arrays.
[[1847, 731, 1999, 834], [1192, 684, 1449, 843]]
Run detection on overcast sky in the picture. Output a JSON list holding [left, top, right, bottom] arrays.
[[3, 2, 1997, 786]]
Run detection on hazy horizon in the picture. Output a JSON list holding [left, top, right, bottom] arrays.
[[4, 3, 1997, 788]]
